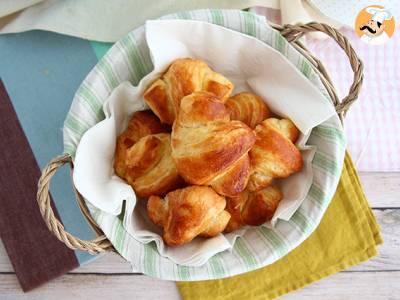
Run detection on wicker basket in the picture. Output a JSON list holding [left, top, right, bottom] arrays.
[[37, 21, 363, 258]]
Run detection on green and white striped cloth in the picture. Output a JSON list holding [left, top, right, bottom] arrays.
[[63, 9, 346, 281]]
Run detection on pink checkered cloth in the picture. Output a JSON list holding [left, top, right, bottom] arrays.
[[251, 7, 400, 172], [307, 29, 400, 172]]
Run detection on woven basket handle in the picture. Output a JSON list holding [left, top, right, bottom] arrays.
[[37, 22, 363, 255], [37, 154, 112, 254], [277, 22, 364, 116]]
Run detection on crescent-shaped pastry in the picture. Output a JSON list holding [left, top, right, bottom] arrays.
[[114, 110, 167, 178], [224, 186, 283, 233], [225, 92, 270, 129], [147, 186, 231, 246], [248, 118, 303, 192], [143, 58, 234, 124], [124, 133, 183, 198], [171, 91, 256, 197]]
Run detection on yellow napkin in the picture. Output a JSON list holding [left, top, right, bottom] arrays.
[[177, 153, 383, 299]]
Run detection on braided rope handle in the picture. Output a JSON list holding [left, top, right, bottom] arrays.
[[37, 154, 113, 254], [36, 22, 364, 254], [276, 22, 364, 117]]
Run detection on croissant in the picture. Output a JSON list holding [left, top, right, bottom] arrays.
[[171, 91, 256, 197], [225, 92, 270, 129], [264, 117, 300, 142], [248, 118, 303, 192], [225, 185, 283, 233], [148, 186, 231, 246], [114, 110, 167, 178], [143, 58, 234, 124], [124, 133, 183, 198]]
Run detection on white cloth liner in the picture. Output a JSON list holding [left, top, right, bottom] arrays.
[[73, 19, 336, 266], [0, 0, 346, 42]]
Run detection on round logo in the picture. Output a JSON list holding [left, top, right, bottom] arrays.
[[355, 5, 395, 46]]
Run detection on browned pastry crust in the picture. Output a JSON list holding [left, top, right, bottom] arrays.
[[147, 186, 231, 246], [224, 186, 283, 233], [124, 133, 183, 198], [225, 92, 270, 129], [248, 118, 303, 192], [171, 91, 256, 197], [265, 117, 300, 143], [143, 58, 234, 124], [114, 110, 167, 178]]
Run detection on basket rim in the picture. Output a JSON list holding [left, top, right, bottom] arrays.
[[37, 8, 362, 280]]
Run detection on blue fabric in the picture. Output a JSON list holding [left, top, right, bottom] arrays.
[[90, 41, 113, 60], [0, 30, 99, 264]]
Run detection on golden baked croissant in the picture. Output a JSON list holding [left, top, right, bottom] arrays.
[[124, 133, 183, 198], [171, 91, 256, 197], [143, 58, 234, 124], [114, 110, 167, 178], [225, 186, 283, 233], [225, 92, 270, 129], [147, 186, 231, 246], [264, 117, 300, 142], [248, 118, 303, 192]]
